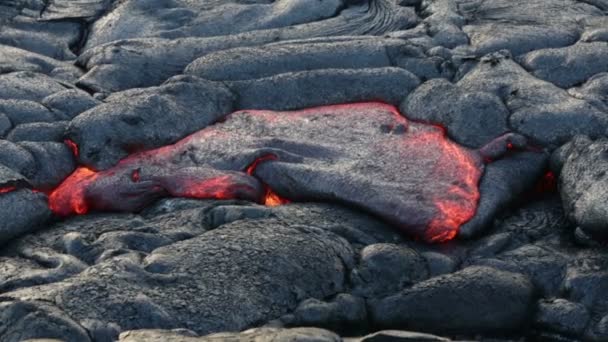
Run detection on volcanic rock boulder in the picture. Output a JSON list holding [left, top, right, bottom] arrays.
[[0, 189, 51, 245], [520, 42, 608, 89], [556, 136, 608, 239], [369, 266, 535, 334], [227, 67, 420, 110], [185, 39, 442, 82], [51, 102, 514, 242], [457, 51, 608, 146], [67, 75, 235, 169], [4, 220, 354, 336]]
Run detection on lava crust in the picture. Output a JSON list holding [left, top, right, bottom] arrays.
[[49, 102, 495, 242]]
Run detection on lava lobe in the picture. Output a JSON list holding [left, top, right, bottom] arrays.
[[49, 102, 491, 242]]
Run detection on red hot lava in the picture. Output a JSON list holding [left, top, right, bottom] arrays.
[[47, 102, 492, 243]]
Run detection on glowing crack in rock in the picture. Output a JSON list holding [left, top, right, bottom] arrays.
[[47, 102, 499, 242]]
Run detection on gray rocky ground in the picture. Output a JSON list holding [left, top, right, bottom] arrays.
[[1, 0, 608, 341]]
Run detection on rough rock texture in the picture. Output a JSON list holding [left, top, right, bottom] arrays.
[[557, 136, 608, 239], [0, 0, 605, 340], [4, 220, 354, 336], [369, 266, 535, 334], [53, 103, 498, 243]]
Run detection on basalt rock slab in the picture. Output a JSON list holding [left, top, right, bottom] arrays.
[[4, 220, 354, 336], [227, 68, 420, 110], [350, 243, 428, 297], [84, 0, 416, 50], [77, 4, 417, 94], [401, 78, 509, 148], [119, 327, 341, 342], [458, 51, 608, 146], [0, 190, 51, 246], [185, 39, 442, 82], [0, 72, 72, 102], [41, 0, 114, 22], [0, 2, 83, 60], [568, 72, 608, 113], [520, 42, 608, 89], [455, 0, 602, 56], [0, 45, 82, 82], [0, 300, 91, 342], [48, 102, 525, 242], [67, 75, 235, 170], [458, 151, 548, 239], [85, 0, 345, 48], [557, 136, 608, 240], [369, 266, 535, 334]]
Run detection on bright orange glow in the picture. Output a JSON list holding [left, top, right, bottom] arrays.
[[44, 102, 486, 243], [64, 139, 79, 158], [48, 167, 98, 216], [0, 186, 16, 194]]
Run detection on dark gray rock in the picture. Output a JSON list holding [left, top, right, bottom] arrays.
[[520, 42, 608, 88], [0, 44, 82, 81], [76, 0, 417, 93], [350, 243, 428, 297], [0, 163, 28, 189], [369, 266, 535, 334], [457, 51, 608, 146], [41, 0, 114, 21], [0, 72, 71, 102], [282, 294, 367, 333], [19, 141, 76, 190], [456, 0, 600, 56], [7, 122, 68, 142], [5, 220, 354, 335], [67, 75, 235, 170], [358, 330, 450, 342], [401, 78, 509, 148], [0, 190, 51, 245], [558, 136, 608, 239], [420, 252, 457, 277], [568, 72, 608, 113], [0, 7, 82, 59], [42, 90, 101, 120], [186, 39, 441, 82], [119, 327, 341, 342], [0, 100, 58, 127], [459, 151, 548, 239], [535, 298, 590, 336], [0, 140, 36, 177], [84, 0, 416, 50], [0, 300, 91, 342], [0, 249, 87, 293], [228, 67, 420, 110]]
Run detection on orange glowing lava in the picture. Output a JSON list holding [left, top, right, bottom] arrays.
[[65, 139, 79, 158], [45, 102, 490, 243], [0, 186, 16, 194], [48, 167, 98, 216]]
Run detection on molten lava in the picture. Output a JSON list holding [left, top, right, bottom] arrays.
[[65, 139, 79, 158], [0, 186, 16, 194], [45, 102, 499, 243]]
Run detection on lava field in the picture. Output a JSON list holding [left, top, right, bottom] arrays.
[[1, 0, 608, 341]]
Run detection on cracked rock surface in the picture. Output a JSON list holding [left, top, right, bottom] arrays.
[[0, 0, 607, 340]]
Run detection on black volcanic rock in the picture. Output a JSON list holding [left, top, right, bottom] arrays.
[[3, 220, 354, 336], [0, 190, 51, 245], [118, 327, 341, 342], [228, 68, 420, 110], [557, 136, 608, 239], [535, 298, 590, 336], [369, 266, 535, 334], [67, 75, 235, 170], [350, 243, 428, 297], [185, 39, 441, 82]]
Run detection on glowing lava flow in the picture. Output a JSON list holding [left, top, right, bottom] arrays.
[[45, 102, 494, 243], [245, 154, 291, 207], [0, 186, 16, 194]]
